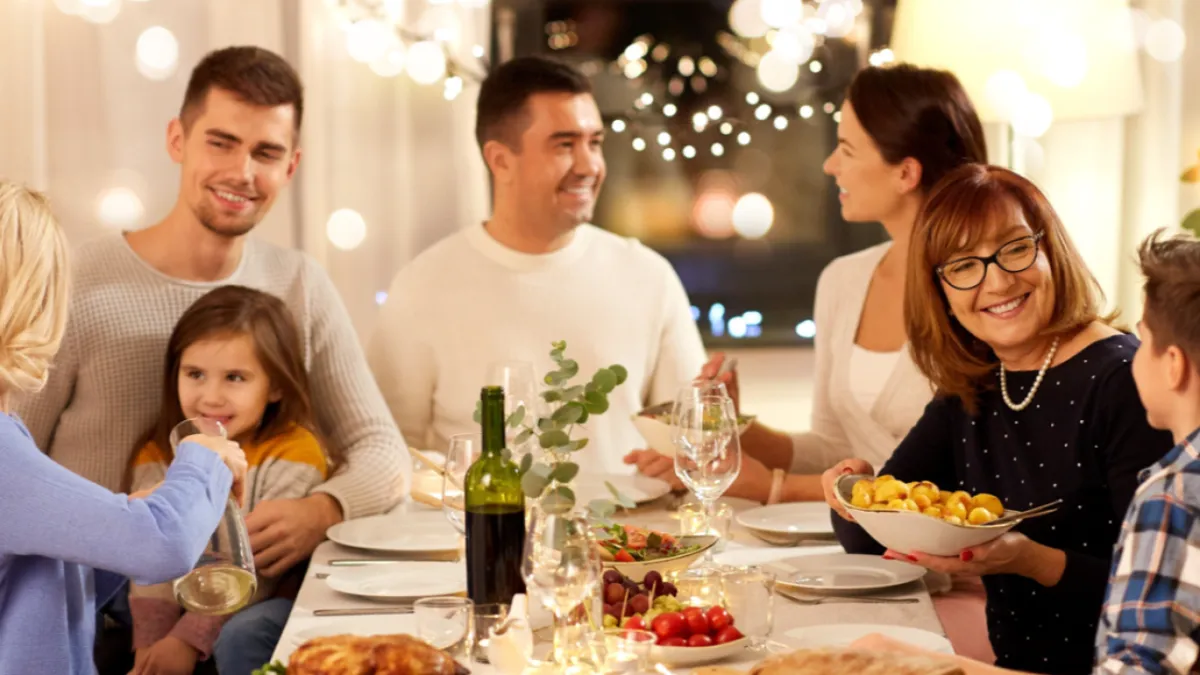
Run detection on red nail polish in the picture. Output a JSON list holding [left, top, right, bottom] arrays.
[[960, 550, 974, 562], [882, 553, 895, 561], [907, 555, 919, 562]]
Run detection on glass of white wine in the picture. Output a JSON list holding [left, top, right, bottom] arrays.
[[169, 418, 258, 615]]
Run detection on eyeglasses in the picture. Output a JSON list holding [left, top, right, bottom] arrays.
[[936, 231, 1044, 291]]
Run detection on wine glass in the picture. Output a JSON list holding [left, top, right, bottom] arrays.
[[485, 361, 541, 458], [672, 394, 741, 567], [442, 432, 480, 534], [169, 418, 258, 615], [521, 507, 602, 670]]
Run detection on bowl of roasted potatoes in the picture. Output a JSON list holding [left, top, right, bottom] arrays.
[[834, 474, 1017, 557]]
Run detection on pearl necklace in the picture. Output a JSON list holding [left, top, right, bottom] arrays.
[[998, 336, 1060, 412]]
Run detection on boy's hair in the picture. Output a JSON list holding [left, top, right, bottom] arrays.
[[139, 285, 331, 464], [0, 180, 69, 395], [1139, 229, 1200, 369], [180, 46, 304, 133]]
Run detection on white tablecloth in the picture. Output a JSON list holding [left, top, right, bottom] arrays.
[[270, 495, 946, 672]]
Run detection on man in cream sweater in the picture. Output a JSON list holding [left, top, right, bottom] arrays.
[[16, 47, 407, 674], [368, 56, 705, 475]]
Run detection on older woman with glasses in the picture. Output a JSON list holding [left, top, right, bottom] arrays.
[[821, 164, 1173, 675]]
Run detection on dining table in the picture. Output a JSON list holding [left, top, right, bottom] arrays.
[[269, 473, 950, 673]]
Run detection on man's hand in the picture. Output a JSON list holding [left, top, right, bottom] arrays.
[[128, 636, 198, 675], [246, 493, 343, 577], [623, 449, 683, 490]]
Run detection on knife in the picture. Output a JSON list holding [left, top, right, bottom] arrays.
[[312, 605, 414, 616]]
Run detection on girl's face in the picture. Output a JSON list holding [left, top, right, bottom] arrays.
[[178, 332, 278, 442]]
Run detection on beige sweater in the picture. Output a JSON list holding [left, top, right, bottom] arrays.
[[789, 243, 934, 473], [15, 234, 408, 520]]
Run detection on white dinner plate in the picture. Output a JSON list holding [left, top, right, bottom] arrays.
[[785, 623, 954, 654], [327, 510, 461, 554], [771, 553, 925, 594], [736, 503, 835, 537], [574, 473, 672, 505], [324, 562, 466, 600], [290, 616, 416, 646]]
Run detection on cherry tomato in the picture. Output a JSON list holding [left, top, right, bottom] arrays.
[[706, 606, 733, 632], [681, 606, 704, 619], [714, 626, 743, 645], [687, 634, 714, 647], [614, 549, 634, 563], [685, 612, 710, 636], [651, 612, 685, 639], [658, 636, 687, 647], [624, 615, 646, 631]]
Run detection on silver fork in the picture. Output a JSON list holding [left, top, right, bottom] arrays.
[[779, 590, 918, 605]]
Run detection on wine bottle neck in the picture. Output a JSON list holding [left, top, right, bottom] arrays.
[[481, 393, 507, 456]]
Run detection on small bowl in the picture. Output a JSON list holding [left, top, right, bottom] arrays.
[[602, 535, 719, 579], [649, 636, 749, 666], [631, 412, 755, 458], [834, 474, 1019, 557]]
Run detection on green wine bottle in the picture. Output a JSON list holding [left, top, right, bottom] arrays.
[[464, 386, 527, 605]]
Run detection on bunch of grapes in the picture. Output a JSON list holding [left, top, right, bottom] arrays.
[[599, 570, 680, 629]]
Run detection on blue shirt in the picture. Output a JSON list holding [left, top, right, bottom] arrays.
[[0, 413, 231, 675], [1096, 426, 1200, 674]]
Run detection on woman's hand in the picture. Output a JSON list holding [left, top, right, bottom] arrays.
[[128, 636, 198, 675], [698, 352, 740, 413], [821, 458, 874, 521], [623, 449, 683, 490], [182, 433, 247, 507], [885, 532, 1063, 585]]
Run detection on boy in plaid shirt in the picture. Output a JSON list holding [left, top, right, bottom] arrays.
[[1096, 230, 1200, 674], [848, 229, 1200, 674]]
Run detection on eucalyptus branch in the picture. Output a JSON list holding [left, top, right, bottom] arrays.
[[474, 341, 633, 520]]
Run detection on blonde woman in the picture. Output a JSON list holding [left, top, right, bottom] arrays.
[[0, 181, 247, 675]]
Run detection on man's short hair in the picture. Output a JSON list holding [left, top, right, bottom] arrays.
[[474, 56, 593, 151], [180, 46, 304, 133]]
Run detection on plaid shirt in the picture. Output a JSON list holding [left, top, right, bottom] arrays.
[[1096, 427, 1200, 674]]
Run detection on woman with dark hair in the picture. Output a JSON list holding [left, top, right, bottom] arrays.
[[626, 64, 995, 659], [821, 165, 1172, 674]]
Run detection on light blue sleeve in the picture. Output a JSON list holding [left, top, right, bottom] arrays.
[[0, 430, 231, 586]]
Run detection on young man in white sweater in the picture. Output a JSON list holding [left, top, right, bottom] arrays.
[[16, 47, 408, 674], [368, 56, 706, 475]]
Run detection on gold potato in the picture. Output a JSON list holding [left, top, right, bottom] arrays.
[[845, 476, 1005, 528], [971, 494, 1004, 517]]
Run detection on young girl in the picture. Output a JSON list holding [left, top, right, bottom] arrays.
[[0, 182, 245, 675], [126, 285, 334, 675]]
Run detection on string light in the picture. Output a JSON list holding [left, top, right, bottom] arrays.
[[737, 131, 752, 146], [773, 115, 788, 130], [663, 104, 677, 118], [799, 105, 814, 119], [707, 105, 723, 120], [632, 138, 647, 151], [712, 143, 726, 157], [745, 92, 760, 105], [754, 104, 771, 120], [657, 131, 672, 146], [662, 148, 677, 161], [612, 119, 627, 133], [720, 122, 734, 135], [678, 56, 696, 76], [809, 60, 823, 73], [683, 145, 697, 159], [823, 102, 835, 113]]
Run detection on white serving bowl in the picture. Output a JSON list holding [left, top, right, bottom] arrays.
[[834, 474, 1019, 557], [649, 636, 749, 666], [601, 535, 719, 579], [631, 413, 755, 458]]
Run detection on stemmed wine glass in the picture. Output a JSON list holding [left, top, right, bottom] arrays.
[[441, 432, 480, 534], [169, 418, 258, 615], [672, 393, 742, 567], [485, 361, 542, 459], [521, 506, 602, 671]]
